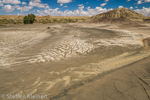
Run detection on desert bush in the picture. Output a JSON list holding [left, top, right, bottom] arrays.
[[53, 18, 57, 22], [0, 19, 11, 24], [34, 19, 37, 23], [42, 20, 47, 24], [47, 20, 51, 23], [4, 21, 8, 24], [68, 18, 72, 22], [23, 13, 36, 24], [60, 18, 63, 22], [81, 18, 86, 21], [1, 19, 6, 23], [28, 13, 36, 23], [64, 18, 67, 21], [16, 21, 20, 24], [0, 20, 2, 24], [23, 16, 30, 24]]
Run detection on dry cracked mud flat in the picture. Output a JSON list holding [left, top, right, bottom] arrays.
[[0, 23, 150, 100]]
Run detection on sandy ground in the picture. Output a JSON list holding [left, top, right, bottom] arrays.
[[0, 23, 150, 100], [53, 53, 150, 100]]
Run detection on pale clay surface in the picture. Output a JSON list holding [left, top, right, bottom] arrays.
[[0, 23, 150, 100]]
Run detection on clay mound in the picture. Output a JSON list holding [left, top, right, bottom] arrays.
[[93, 16, 132, 23], [91, 8, 147, 23]]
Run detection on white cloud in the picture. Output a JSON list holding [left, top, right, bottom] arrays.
[[137, 0, 150, 4], [78, 4, 83, 6], [118, 6, 123, 8], [137, 1, 142, 4], [22, 2, 27, 5], [134, 7, 150, 16], [105, 0, 109, 2], [100, 3, 107, 7], [31, 9, 36, 13], [0, 0, 3, 6], [127, 0, 131, 1], [57, 0, 72, 4], [78, 6, 84, 10], [32, 0, 41, 3], [64, 6, 67, 7], [135, 6, 138, 8], [86, 6, 90, 10], [145, 0, 150, 2], [29, 1, 45, 8], [27, 0, 47, 8], [2, 4, 15, 12], [3, 0, 21, 4], [130, 6, 133, 9], [46, 5, 50, 8], [60, 3, 63, 6], [37, 6, 112, 16], [17, 6, 33, 12]]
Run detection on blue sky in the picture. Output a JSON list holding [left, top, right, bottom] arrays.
[[0, 0, 150, 16]]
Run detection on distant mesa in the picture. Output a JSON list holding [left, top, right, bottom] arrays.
[[36, 15, 51, 20], [91, 8, 148, 23], [0, 15, 51, 20]]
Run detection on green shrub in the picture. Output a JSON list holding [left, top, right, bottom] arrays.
[[60, 18, 63, 22], [23, 16, 30, 24], [81, 18, 86, 21], [23, 13, 36, 24], [68, 18, 72, 22], [47, 20, 51, 23], [34, 19, 37, 23], [42, 20, 47, 24], [53, 18, 57, 22]]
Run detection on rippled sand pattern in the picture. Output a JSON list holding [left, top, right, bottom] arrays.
[[29, 35, 95, 63]]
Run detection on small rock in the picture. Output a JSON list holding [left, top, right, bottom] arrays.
[[47, 27, 51, 29], [142, 37, 150, 50]]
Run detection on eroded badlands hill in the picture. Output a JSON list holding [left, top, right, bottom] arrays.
[[91, 8, 147, 22]]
